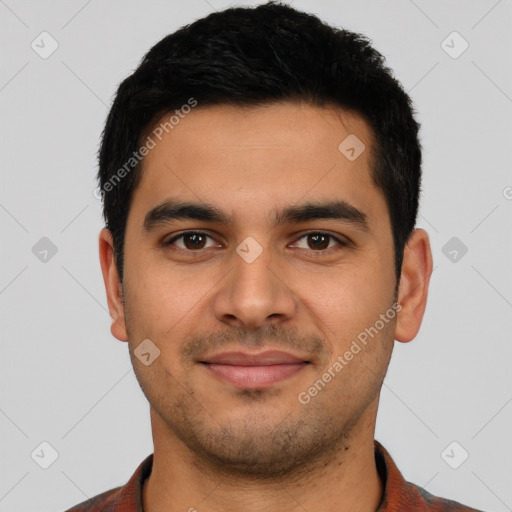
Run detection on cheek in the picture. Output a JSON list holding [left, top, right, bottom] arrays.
[[124, 259, 216, 341], [298, 256, 394, 336]]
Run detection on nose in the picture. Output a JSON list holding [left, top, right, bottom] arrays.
[[211, 243, 298, 330]]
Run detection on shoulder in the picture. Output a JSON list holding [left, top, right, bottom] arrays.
[[375, 441, 485, 512], [398, 480, 485, 512], [62, 486, 122, 511], [62, 454, 153, 512]]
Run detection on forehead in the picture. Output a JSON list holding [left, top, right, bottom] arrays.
[[130, 101, 384, 226]]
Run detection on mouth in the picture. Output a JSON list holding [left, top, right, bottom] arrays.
[[199, 350, 311, 390]]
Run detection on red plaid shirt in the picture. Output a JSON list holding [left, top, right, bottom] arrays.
[[64, 441, 483, 511]]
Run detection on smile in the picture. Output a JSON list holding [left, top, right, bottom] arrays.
[[201, 362, 309, 389], [199, 349, 311, 390]]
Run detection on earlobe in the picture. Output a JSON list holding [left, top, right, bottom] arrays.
[[394, 229, 433, 343], [98, 228, 129, 342]]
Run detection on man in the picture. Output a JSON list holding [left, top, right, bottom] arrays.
[[66, 2, 483, 511]]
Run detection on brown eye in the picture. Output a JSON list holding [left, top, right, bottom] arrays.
[[167, 232, 218, 251], [307, 233, 330, 250], [293, 232, 344, 252], [182, 233, 207, 250]]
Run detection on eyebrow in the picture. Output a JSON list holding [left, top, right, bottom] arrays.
[[143, 198, 369, 232]]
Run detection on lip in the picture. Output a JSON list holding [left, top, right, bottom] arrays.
[[200, 350, 310, 390], [200, 350, 309, 366]]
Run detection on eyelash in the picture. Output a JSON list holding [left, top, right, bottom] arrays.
[[164, 230, 349, 256]]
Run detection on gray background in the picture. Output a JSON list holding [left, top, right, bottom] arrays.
[[1, 0, 511, 511]]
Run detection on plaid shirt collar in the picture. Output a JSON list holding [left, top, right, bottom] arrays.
[[65, 440, 481, 511]]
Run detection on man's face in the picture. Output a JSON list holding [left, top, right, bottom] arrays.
[[117, 102, 398, 476]]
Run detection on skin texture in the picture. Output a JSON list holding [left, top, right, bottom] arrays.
[[99, 101, 433, 512]]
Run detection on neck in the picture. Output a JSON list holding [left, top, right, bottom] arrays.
[[143, 404, 383, 512]]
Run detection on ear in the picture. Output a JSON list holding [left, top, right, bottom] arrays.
[[394, 228, 433, 343], [99, 228, 128, 342]]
